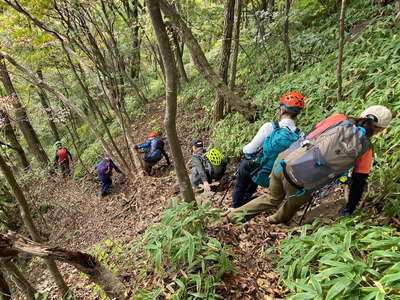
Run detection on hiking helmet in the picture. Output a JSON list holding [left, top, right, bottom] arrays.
[[147, 132, 157, 138], [360, 105, 392, 128], [205, 148, 224, 166], [278, 92, 305, 114], [191, 138, 203, 148], [54, 141, 62, 147]]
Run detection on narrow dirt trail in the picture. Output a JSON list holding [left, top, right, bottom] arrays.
[[24, 97, 347, 299]]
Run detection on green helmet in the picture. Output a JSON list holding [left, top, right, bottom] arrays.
[[205, 148, 224, 166]]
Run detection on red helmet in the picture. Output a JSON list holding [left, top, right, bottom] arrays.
[[147, 132, 157, 138], [278, 92, 305, 114]]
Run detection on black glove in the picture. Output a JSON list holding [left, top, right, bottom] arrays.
[[134, 145, 139, 149], [244, 159, 259, 172]]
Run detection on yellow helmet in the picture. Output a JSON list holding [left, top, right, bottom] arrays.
[[205, 148, 224, 166]]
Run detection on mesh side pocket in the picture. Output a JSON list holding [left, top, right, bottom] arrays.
[[291, 147, 333, 185]]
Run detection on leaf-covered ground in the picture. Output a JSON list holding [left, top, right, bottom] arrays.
[[20, 98, 352, 299]]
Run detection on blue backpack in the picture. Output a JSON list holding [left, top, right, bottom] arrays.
[[96, 158, 111, 176], [144, 137, 164, 163], [251, 122, 301, 187]]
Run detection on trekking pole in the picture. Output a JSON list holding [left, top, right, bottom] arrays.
[[298, 197, 314, 226], [217, 170, 238, 206]]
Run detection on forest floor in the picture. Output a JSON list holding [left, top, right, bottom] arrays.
[[21, 97, 349, 300]]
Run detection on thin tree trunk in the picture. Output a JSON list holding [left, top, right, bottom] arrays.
[[0, 267, 11, 300], [172, 29, 189, 84], [0, 110, 29, 169], [157, 0, 257, 121], [0, 259, 34, 300], [336, 0, 346, 101], [283, 0, 292, 74], [229, 0, 243, 90], [36, 70, 61, 141], [0, 57, 49, 168], [147, 0, 195, 203], [214, 0, 235, 122], [65, 125, 90, 175], [0, 232, 128, 300], [0, 153, 69, 296]]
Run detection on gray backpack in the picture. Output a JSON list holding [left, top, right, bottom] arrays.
[[278, 120, 370, 191]]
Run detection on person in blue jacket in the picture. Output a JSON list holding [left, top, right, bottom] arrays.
[[135, 132, 171, 175], [95, 156, 124, 197]]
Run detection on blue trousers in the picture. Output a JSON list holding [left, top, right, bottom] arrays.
[[231, 159, 258, 208], [98, 174, 112, 196]]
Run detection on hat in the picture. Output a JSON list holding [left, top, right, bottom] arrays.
[[191, 138, 203, 147], [360, 105, 392, 128]]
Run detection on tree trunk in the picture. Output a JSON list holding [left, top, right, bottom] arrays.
[[229, 0, 243, 90], [282, 0, 292, 74], [171, 29, 189, 84], [0, 267, 11, 300], [0, 152, 69, 296], [214, 0, 235, 122], [36, 69, 61, 141], [147, 0, 196, 204], [158, 0, 257, 121], [0, 57, 49, 168], [336, 0, 347, 102], [0, 232, 128, 300], [0, 110, 29, 169], [0, 259, 34, 300]]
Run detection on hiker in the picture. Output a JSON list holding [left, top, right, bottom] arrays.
[[95, 156, 124, 197], [134, 132, 170, 175], [53, 141, 72, 177], [227, 105, 392, 224], [190, 138, 227, 192], [231, 92, 305, 208]]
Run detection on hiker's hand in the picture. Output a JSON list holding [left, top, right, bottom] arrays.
[[134, 145, 139, 149], [210, 181, 220, 186], [203, 181, 211, 192]]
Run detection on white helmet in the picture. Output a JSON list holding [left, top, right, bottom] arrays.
[[54, 141, 62, 147], [360, 105, 392, 128]]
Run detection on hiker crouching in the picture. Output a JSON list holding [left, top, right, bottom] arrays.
[[95, 156, 124, 197], [53, 141, 72, 178], [135, 132, 170, 175], [190, 138, 227, 193], [232, 92, 305, 208], [227, 105, 392, 224]]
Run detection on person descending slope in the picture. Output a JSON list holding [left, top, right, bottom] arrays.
[[95, 156, 124, 197], [135, 132, 171, 175], [53, 141, 73, 177], [190, 138, 227, 193], [231, 92, 305, 208], [227, 105, 392, 224]]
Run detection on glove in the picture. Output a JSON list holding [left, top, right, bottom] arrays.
[[244, 159, 259, 172], [134, 145, 139, 149]]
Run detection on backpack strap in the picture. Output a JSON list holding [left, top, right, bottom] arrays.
[[273, 121, 280, 129]]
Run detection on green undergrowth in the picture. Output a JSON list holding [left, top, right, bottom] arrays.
[[132, 201, 234, 299], [275, 218, 400, 299], [180, 0, 399, 216]]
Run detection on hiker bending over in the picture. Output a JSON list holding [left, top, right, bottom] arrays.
[[231, 92, 305, 208], [95, 156, 124, 197], [134, 132, 170, 175], [53, 141, 72, 177], [190, 138, 227, 193], [227, 105, 392, 224]]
